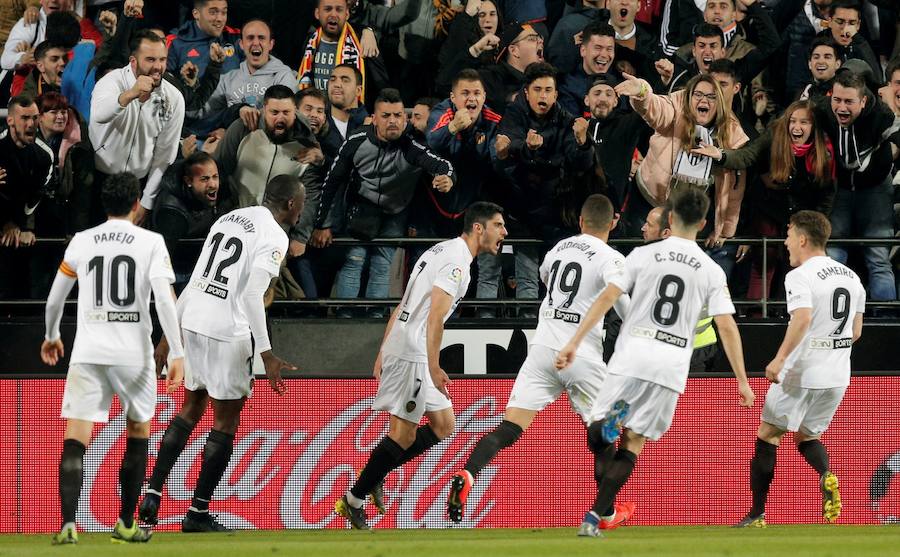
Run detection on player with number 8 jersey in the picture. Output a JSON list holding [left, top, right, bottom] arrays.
[[555, 188, 754, 538]]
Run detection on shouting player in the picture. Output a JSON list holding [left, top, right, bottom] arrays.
[[334, 202, 507, 530], [447, 194, 635, 528], [42, 173, 186, 544], [735, 211, 864, 528], [556, 188, 755, 537], [139, 175, 303, 532]]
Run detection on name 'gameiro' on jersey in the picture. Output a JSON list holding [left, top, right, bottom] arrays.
[[781, 255, 866, 389]]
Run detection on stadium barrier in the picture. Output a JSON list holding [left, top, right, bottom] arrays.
[[2, 376, 899, 533]]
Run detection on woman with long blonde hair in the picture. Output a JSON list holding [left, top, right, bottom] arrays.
[[615, 72, 749, 256]]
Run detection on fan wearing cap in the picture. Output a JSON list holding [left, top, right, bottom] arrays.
[[582, 74, 652, 235], [477, 21, 544, 115], [558, 21, 618, 117]]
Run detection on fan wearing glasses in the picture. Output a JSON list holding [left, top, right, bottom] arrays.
[[614, 72, 749, 277]]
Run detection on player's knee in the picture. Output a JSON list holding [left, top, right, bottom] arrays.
[[587, 420, 611, 454], [430, 415, 456, 441], [125, 420, 150, 439]]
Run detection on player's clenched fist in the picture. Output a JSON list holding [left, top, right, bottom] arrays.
[[555, 342, 577, 370]]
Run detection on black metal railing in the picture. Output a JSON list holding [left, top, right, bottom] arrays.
[[2, 236, 899, 318]]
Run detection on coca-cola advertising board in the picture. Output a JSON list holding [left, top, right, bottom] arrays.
[[2, 377, 899, 533]]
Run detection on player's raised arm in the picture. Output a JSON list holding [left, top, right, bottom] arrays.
[[427, 286, 454, 398], [41, 267, 77, 366], [555, 283, 623, 370], [713, 313, 754, 407]]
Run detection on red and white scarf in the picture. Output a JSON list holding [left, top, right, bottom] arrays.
[[297, 24, 365, 103]]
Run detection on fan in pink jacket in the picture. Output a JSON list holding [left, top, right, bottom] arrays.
[[615, 72, 749, 248]]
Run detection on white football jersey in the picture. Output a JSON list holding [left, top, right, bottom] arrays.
[[532, 234, 627, 363], [608, 236, 734, 393], [781, 255, 865, 388], [381, 237, 473, 363], [180, 206, 288, 341], [60, 219, 174, 367]]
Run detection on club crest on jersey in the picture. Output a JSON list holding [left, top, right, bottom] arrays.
[[223, 44, 235, 58]]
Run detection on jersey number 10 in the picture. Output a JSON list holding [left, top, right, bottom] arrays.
[[87, 255, 136, 308]]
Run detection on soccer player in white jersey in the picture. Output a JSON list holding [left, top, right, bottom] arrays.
[[446, 194, 636, 528], [138, 175, 304, 532], [735, 211, 865, 528], [556, 188, 755, 538], [334, 202, 508, 530], [41, 173, 186, 545]]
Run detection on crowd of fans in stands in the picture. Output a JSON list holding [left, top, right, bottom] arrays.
[[0, 0, 899, 315]]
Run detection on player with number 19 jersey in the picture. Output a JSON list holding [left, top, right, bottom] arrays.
[[532, 234, 629, 364], [180, 206, 288, 342], [608, 236, 734, 394]]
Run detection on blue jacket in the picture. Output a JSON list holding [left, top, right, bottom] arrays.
[[166, 20, 243, 78], [61, 42, 97, 120], [425, 99, 502, 215]]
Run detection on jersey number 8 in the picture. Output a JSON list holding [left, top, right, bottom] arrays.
[[652, 274, 685, 327]]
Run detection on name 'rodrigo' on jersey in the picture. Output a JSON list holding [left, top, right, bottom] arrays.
[[531, 233, 629, 363]]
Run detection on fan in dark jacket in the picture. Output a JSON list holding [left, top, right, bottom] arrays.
[[309, 88, 455, 314], [152, 152, 236, 284], [422, 69, 503, 238], [481, 62, 593, 313]]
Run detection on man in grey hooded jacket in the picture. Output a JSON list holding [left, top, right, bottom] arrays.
[[190, 19, 297, 136]]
